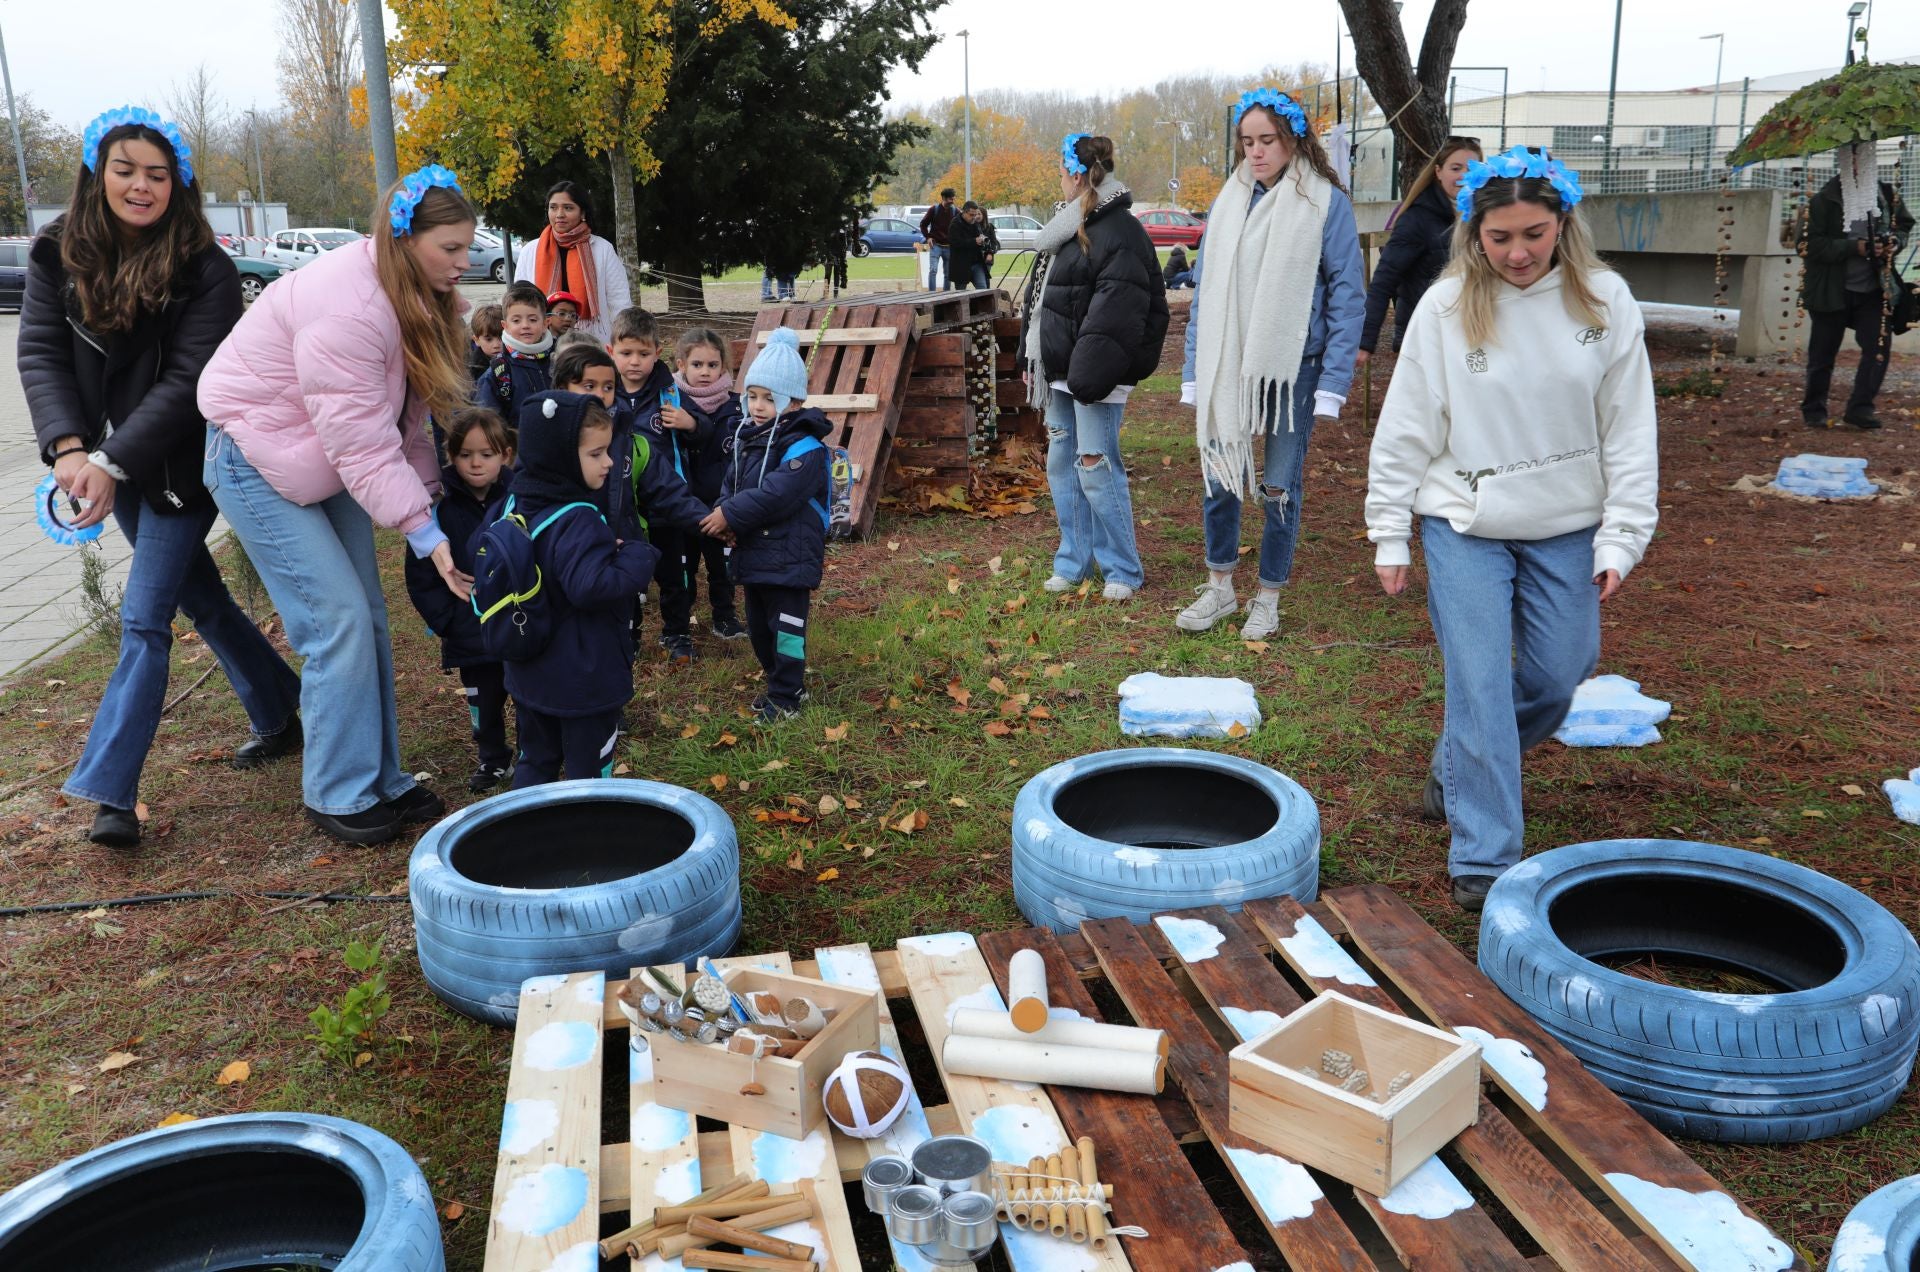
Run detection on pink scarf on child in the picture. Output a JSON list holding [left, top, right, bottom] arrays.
[[676, 369, 735, 416]]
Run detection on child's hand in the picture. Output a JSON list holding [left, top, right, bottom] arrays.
[[699, 506, 729, 538], [661, 404, 697, 432]]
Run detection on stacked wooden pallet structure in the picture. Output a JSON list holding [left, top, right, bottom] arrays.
[[483, 886, 1804, 1271], [730, 289, 1035, 537]]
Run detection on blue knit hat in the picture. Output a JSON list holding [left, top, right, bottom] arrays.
[[743, 327, 809, 419]]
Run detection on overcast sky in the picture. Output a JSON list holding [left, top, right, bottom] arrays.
[[6, 0, 1915, 131]]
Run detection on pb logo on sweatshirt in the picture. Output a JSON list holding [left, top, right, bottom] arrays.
[[1576, 326, 1609, 345]]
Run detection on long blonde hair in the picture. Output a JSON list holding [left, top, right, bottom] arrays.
[[1443, 177, 1609, 349], [372, 181, 476, 423], [1391, 136, 1483, 229]]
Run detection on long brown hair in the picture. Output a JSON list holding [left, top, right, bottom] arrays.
[[1393, 136, 1484, 226], [56, 123, 213, 334], [1443, 176, 1610, 349], [1070, 134, 1117, 254], [1239, 103, 1346, 195], [372, 181, 477, 423]]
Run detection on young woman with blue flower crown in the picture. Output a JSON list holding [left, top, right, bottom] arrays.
[[196, 167, 477, 845], [20, 107, 302, 850], [1021, 132, 1169, 601], [1176, 88, 1366, 642], [1364, 146, 1658, 912]]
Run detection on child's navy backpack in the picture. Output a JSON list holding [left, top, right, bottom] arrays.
[[470, 494, 603, 660], [779, 436, 854, 540]]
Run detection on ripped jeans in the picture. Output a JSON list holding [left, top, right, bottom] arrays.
[[1044, 388, 1144, 589], [1200, 357, 1321, 588]]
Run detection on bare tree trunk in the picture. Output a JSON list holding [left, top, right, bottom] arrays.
[[608, 140, 641, 299], [664, 249, 708, 313], [1338, 0, 1469, 193]]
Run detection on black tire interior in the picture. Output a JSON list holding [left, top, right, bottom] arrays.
[[452, 796, 696, 888], [1053, 764, 1279, 850], [1549, 873, 1848, 993], [1, 1148, 366, 1270]]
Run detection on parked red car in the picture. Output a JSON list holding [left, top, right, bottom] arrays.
[[1134, 207, 1206, 249]]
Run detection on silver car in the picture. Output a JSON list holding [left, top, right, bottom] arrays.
[[463, 230, 509, 283], [989, 213, 1043, 253]]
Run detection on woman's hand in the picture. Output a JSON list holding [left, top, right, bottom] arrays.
[[661, 404, 697, 432], [1376, 564, 1409, 596], [1355, 349, 1372, 367], [64, 461, 118, 529], [1594, 569, 1623, 604], [433, 541, 473, 601]]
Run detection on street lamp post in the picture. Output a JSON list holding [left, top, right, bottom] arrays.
[[957, 29, 972, 203], [0, 15, 32, 228], [1701, 34, 1724, 169], [1602, 0, 1624, 180], [1844, 2, 1866, 65], [1156, 119, 1192, 203], [357, 0, 399, 191]]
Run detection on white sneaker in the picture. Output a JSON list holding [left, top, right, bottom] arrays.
[[1102, 582, 1135, 601], [1043, 575, 1077, 593], [1175, 581, 1239, 632], [1241, 592, 1280, 641]]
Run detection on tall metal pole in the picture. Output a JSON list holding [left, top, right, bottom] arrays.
[[958, 30, 971, 203], [1702, 34, 1724, 169], [0, 16, 33, 227], [1603, 0, 1624, 179], [358, 0, 399, 191]]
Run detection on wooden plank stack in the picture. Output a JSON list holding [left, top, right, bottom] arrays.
[[482, 890, 1805, 1272]]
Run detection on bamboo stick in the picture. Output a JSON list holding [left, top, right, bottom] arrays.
[[654, 1184, 782, 1225], [634, 1222, 688, 1257], [1046, 1151, 1067, 1236], [1025, 1155, 1048, 1227], [1079, 1135, 1108, 1248], [598, 1171, 751, 1260], [681, 1252, 815, 1272], [656, 1200, 813, 1260], [687, 1212, 815, 1261], [1008, 1159, 1030, 1227], [1061, 1142, 1086, 1243]]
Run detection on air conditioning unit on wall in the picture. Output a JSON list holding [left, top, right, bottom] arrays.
[[1640, 126, 1667, 149]]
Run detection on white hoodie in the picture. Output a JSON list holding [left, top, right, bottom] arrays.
[[1364, 265, 1658, 580]]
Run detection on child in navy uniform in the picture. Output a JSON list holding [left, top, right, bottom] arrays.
[[469, 303, 503, 380], [667, 327, 745, 644], [477, 282, 553, 418], [700, 328, 831, 722], [405, 407, 517, 791], [503, 390, 660, 786]]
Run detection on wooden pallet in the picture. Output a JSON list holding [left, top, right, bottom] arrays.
[[483, 889, 1802, 1270]]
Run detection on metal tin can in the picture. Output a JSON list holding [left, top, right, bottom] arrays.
[[861, 1156, 914, 1216], [885, 1184, 943, 1246], [940, 1190, 999, 1250], [912, 1135, 993, 1196]]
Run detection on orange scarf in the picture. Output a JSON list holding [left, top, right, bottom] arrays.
[[531, 221, 600, 322]]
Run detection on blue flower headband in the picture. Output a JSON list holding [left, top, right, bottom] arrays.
[[35, 473, 104, 547], [1061, 132, 1092, 176], [1231, 87, 1308, 138], [1456, 145, 1585, 217], [389, 164, 464, 237], [81, 106, 194, 187]]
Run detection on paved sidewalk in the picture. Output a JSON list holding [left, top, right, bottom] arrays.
[[0, 313, 226, 684]]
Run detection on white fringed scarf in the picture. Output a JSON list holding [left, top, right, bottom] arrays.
[[1193, 160, 1331, 497]]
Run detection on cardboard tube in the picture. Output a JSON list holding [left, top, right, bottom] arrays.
[[782, 996, 827, 1038], [942, 1034, 1167, 1094], [654, 1183, 778, 1224], [1046, 1152, 1067, 1237], [656, 1200, 812, 1260], [1078, 1136, 1107, 1248], [1007, 947, 1050, 1032], [1025, 1155, 1048, 1227], [1061, 1143, 1086, 1243], [687, 1213, 814, 1260], [681, 1253, 814, 1272], [949, 1007, 1168, 1057]]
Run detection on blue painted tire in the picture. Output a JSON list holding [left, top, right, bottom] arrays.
[[410, 778, 742, 1024], [1479, 839, 1920, 1144], [0, 1112, 443, 1270], [1830, 1175, 1920, 1270], [1011, 747, 1319, 933]]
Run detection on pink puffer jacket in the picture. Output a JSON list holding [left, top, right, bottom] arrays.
[[198, 238, 440, 533]]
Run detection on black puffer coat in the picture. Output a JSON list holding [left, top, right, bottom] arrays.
[[1360, 181, 1456, 353], [1031, 187, 1169, 404], [20, 226, 242, 514]]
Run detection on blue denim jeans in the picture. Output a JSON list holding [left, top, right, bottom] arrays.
[[927, 244, 949, 290], [1044, 388, 1144, 589], [1422, 517, 1600, 877], [1201, 358, 1322, 588], [63, 495, 301, 811], [204, 426, 416, 815]]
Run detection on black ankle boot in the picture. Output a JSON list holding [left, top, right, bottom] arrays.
[[234, 718, 303, 769], [89, 805, 140, 849]]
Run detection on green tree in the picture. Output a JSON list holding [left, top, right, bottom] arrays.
[[0, 95, 80, 232]]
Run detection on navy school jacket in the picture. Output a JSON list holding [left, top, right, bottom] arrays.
[[606, 407, 713, 546], [404, 465, 513, 669], [475, 349, 551, 418], [619, 362, 725, 513], [677, 390, 738, 504], [718, 407, 832, 589]]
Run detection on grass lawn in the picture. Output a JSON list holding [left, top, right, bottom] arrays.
[[1, 337, 1916, 1267]]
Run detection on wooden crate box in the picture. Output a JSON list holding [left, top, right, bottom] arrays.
[[1227, 990, 1480, 1195], [652, 967, 879, 1139]]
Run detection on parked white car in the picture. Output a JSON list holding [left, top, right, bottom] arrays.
[[260, 227, 363, 270], [989, 213, 1043, 252]]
